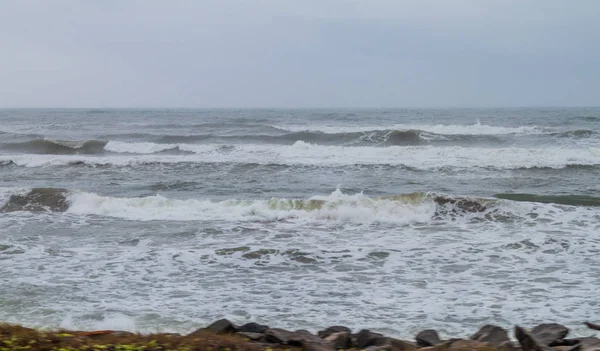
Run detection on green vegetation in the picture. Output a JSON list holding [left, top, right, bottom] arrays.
[[0, 324, 283, 351]]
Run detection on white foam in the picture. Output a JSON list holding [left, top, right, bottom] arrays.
[[2, 143, 598, 169], [275, 122, 545, 135], [104, 141, 178, 154], [67, 189, 435, 223]]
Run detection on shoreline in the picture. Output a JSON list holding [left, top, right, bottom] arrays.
[[2, 319, 600, 351]]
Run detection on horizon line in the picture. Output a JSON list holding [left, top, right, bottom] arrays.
[[1, 105, 599, 110]]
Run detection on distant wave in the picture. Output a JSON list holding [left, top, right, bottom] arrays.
[[1, 139, 107, 155], [2, 144, 600, 170], [157, 130, 429, 146], [274, 122, 547, 135], [495, 193, 600, 207]]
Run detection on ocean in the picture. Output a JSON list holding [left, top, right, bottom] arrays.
[[1, 108, 599, 338]]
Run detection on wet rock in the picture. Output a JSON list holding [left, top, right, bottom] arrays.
[[388, 338, 418, 351], [304, 341, 335, 351], [237, 332, 264, 341], [355, 329, 385, 349], [188, 319, 237, 336], [532, 323, 569, 346], [585, 322, 600, 331], [416, 329, 442, 347], [446, 339, 491, 349], [515, 326, 551, 351], [238, 322, 269, 334], [1, 188, 69, 212], [264, 328, 297, 344], [567, 338, 600, 351], [553, 345, 581, 351], [294, 330, 323, 344], [364, 345, 391, 351], [324, 332, 351, 349], [434, 196, 487, 213], [471, 325, 511, 347], [264, 328, 321, 345], [318, 326, 352, 338]]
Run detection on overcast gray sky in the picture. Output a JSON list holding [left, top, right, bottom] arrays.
[[0, 0, 598, 108]]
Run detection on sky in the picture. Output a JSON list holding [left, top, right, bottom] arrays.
[[0, 0, 598, 108]]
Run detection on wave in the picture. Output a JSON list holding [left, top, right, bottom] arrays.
[[0, 188, 489, 222], [3, 188, 598, 225], [1, 139, 107, 155], [494, 193, 600, 207], [552, 129, 598, 138], [274, 122, 546, 135], [146, 127, 595, 147], [2, 143, 600, 170]]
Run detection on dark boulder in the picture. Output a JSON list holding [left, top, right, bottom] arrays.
[[188, 319, 237, 336], [470, 325, 511, 347], [264, 328, 321, 346], [318, 326, 352, 338], [515, 326, 551, 351], [355, 329, 385, 349], [416, 329, 442, 347], [585, 322, 600, 331], [532, 323, 569, 346], [324, 332, 351, 350], [434, 196, 487, 213], [264, 328, 298, 344], [238, 322, 269, 334], [388, 338, 418, 351], [565, 338, 600, 351], [236, 332, 264, 341]]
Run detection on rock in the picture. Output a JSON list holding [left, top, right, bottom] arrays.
[[294, 330, 323, 344], [264, 328, 321, 345], [188, 319, 237, 336], [585, 322, 600, 331], [318, 326, 352, 338], [355, 329, 385, 349], [304, 341, 335, 351], [566, 338, 600, 351], [416, 329, 443, 347], [434, 196, 487, 213], [447, 339, 490, 349], [388, 338, 418, 351], [264, 328, 298, 344], [238, 322, 269, 334], [470, 325, 511, 347], [532, 323, 569, 346], [553, 346, 581, 351], [1, 188, 69, 213], [237, 332, 264, 341], [515, 325, 552, 351], [364, 345, 391, 351], [324, 332, 351, 349]]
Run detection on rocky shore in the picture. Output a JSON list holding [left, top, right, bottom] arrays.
[[2, 320, 600, 351]]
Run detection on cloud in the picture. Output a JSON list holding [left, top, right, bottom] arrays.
[[0, 0, 598, 107]]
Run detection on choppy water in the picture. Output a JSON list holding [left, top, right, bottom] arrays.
[[1, 108, 600, 338]]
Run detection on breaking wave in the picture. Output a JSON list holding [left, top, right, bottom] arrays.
[[274, 122, 546, 135], [3, 187, 598, 223]]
